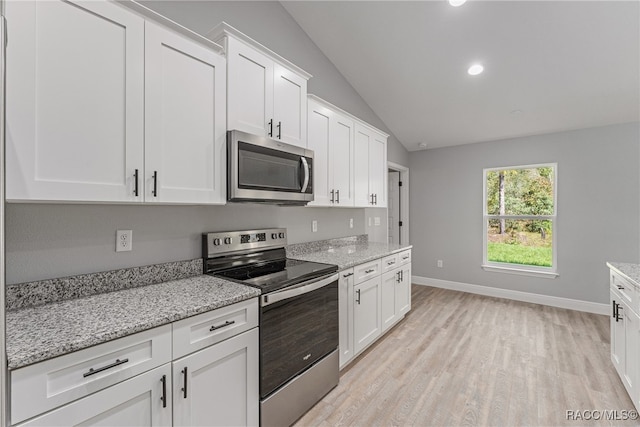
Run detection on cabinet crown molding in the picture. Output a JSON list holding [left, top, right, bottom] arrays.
[[308, 94, 389, 138], [207, 21, 312, 80], [116, 1, 224, 55]]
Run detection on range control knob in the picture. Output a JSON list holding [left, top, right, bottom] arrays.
[[212, 238, 221, 246], [224, 237, 232, 245], [271, 233, 278, 239], [278, 232, 285, 239]]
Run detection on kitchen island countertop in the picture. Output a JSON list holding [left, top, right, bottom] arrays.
[[607, 262, 640, 289], [6, 275, 259, 370]]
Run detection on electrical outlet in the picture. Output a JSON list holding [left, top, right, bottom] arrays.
[[437, 260, 443, 268], [349, 218, 354, 229], [312, 220, 318, 233], [374, 217, 381, 226], [116, 230, 133, 252], [368, 217, 372, 227]]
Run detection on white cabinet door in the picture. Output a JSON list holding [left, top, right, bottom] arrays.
[[6, 0, 144, 202], [381, 270, 397, 332], [369, 131, 388, 207], [145, 23, 226, 204], [173, 328, 259, 427], [622, 302, 639, 406], [17, 364, 172, 427], [226, 38, 274, 138], [307, 100, 332, 206], [339, 269, 355, 368], [611, 290, 625, 377], [273, 64, 307, 148], [331, 112, 355, 207], [396, 263, 412, 317], [354, 276, 381, 355], [354, 124, 371, 207]]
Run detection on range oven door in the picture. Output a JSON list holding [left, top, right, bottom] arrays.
[[259, 273, 338, 399], [228, 130, 314, 204]]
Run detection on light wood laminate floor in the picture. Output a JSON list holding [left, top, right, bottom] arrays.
[[295, 285, 637, 426]]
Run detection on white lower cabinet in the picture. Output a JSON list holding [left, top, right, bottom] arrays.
[[172, 328, 259, 427], [353, 276, 382, 355], [16, 364, 172, 427], [10, 299, 260, 426], [339, 269, 355, 368], [609, 269, 640, 411], [341, 250, 412, 369]]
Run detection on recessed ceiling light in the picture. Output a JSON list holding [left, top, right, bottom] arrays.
[[418, 142, 428, 149], [468, 64, 484, 76], [449, 0, 467, 6]]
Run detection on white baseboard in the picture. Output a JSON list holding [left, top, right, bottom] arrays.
[[412, 275, 609, 315]]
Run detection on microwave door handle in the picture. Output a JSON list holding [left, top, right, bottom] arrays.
[[300, 157, 310, 193]]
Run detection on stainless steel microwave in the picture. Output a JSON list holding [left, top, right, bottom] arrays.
[[227, 130, 314, 205]]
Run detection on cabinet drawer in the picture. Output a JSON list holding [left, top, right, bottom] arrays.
[[354, 260, 381, 284], [611, 272, 639, 316], [398, 250, 411, 266], [172, 298, 258, 359], [381, 254, 399, 273], [10, 324, 172, 425]]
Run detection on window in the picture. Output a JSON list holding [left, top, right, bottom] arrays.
[[482, 163, 558, 278]]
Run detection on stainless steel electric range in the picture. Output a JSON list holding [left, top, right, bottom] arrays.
[[203, 228, 339, 427]]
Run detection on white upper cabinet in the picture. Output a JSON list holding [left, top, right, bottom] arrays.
[[307, 96, 355, 207], [208, 23, 311, 148], [145, 22, 226, 204], [6, 0, 145, 202], [354, 123, 388, 207], [6, 0, 227, 204]]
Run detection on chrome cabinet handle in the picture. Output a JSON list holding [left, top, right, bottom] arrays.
[[268, 119, 273, 137], [374, 194, 378, 205], [387, 261, 395, 266], [160, 375, 167, 408], [396, 271, 401, 283], [343, 272, 354, 278], [277, 121, 282, 139], [182, 367, 188, 398], [356, 289, 361, 304], [210, 320, 235, 332], [330, 189, 335, 203], [83, 358, 129, 378], [336, 189, 340, 203], [365, 268, 375, 274], [617, 285, 625, 290]]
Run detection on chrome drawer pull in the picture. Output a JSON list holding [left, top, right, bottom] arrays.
[[365, 269, 375, 274], [343, 272, 354, 278], [83, 358, 129, 378], [402, 255, 409, 260], [387, 261, 395, 266], [210, 320, 235, 332], [160, 375, 167, 408]]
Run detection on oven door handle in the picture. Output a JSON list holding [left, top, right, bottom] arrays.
[[300, 157, 310, 193], [261, 273, 338, 307]]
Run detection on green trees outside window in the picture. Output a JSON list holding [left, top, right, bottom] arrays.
[[484, 165, 556, 270]]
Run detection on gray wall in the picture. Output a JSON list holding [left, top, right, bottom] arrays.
[[5, 0, 404, 285], [6, 204, 367, 284], [409, 122, 640, 304], [141, 0, 409, 167]]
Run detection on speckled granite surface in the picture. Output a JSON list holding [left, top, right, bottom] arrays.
[[607, 262, 640, 289], [6, 259, 203, 310], [287, 236, 412, 270], [6, 275, 259, 370]]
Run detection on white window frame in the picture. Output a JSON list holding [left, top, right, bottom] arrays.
[[482, 163, 558, 278]]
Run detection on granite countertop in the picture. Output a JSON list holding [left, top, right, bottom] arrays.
[[6, 275, 260, 370], [607, 262, 640, 289], [288, 238, 412, 270]]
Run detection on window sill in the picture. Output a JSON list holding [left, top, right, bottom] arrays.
[[481, 264, 559, 279]]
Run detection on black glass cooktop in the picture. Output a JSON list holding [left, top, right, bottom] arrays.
[[214, 258, 338, 294]]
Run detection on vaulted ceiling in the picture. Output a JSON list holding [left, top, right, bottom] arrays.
[[282, 1, 640, 151]]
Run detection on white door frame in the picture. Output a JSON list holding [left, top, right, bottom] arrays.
[[387, 161, 409, 246]]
